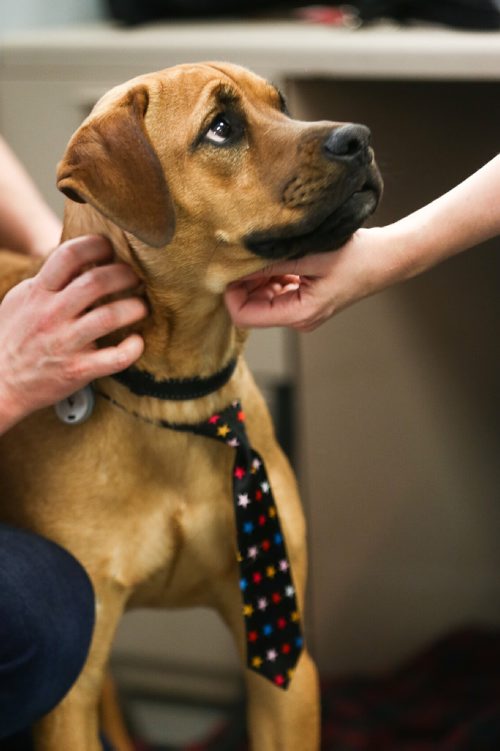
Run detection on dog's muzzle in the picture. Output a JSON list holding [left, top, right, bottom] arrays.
[[245, 122, 382, 261]]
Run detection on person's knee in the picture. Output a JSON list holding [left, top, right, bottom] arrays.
[[0, 525, 95, 738]]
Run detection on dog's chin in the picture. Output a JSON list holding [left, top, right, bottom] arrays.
[[245, 188, 379, 261]]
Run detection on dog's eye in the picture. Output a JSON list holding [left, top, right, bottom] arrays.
[[205, 115, 233, 145]]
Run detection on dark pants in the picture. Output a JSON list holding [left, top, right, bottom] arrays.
[[0, 523, 95, 741]]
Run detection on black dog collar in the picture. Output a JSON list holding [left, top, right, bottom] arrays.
[[111, 358, 238, 401]]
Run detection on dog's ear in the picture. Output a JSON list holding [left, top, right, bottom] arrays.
[[57, 85, 175, 248]]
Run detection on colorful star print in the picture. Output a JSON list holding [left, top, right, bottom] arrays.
[[188, 400, 304, 690]]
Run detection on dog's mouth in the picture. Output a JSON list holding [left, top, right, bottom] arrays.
[[244, 175, 382, 261]]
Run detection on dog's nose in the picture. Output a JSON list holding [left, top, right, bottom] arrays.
[[323, 124, 371, 163]]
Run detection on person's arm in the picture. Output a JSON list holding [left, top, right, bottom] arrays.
[[0, 236, 147, 435], [225, 154, 500, 331], [0, 136, 61, 256]]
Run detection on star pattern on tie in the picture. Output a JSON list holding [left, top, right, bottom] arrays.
[[189, 400, 304, 690]]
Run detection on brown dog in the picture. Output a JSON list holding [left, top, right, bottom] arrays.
[[0, 62, 381, 750]]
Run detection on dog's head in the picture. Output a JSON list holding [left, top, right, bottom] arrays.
[[57, 62, 382, 285]]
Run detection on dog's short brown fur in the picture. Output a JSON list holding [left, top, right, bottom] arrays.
[[0, 62, 381, 750]]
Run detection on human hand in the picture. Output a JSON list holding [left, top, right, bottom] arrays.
[[0, 235, 147, 432], [227, 155, 500, 333], [225, 228, 387, 332]]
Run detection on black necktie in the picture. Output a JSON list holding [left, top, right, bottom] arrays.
[[186, 400, 303, 689], [100, 377, 304, 690]]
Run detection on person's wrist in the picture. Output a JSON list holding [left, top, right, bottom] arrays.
[[0, 379, 27, 435], [346, 226, 397, 298], [366, 222, 421, 289]]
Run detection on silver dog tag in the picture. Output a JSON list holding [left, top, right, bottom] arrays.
[[54, 385, 95, 425]]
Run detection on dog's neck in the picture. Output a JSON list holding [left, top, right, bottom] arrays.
[[134, 280, 242, 380], [62, 203, 248, 381]]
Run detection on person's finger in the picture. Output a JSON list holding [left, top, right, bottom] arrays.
[[227, 254, 330, 288], [272, 279, 301, 295], [73, 334, 145, 381], [37, 236, 114, 292], [274, 274, 302, 287], [225, 285, 303, 328], [70, 298, 148, 349], [58, 263, 141, 318], [224, 284, 250, 319]]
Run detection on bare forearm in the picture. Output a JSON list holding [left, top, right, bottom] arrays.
[[383, 153, 500, 282], [0, 136, 61, 256]]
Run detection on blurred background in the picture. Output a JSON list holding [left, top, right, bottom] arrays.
[[1, 2, 499, 749], [0, 0, 105, 32]]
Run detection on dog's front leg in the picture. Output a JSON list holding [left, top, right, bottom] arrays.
[[32, 580, 128, 751], [33, 687, 101, 751], [244, 648, 320, 751], [218, 592, 320, 751]]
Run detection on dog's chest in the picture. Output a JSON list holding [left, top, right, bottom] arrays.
[[102, 425, 240, 605], [0, 410, 239, 606]]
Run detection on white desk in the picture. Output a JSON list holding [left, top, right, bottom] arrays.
[[1, 20, 500, 79]]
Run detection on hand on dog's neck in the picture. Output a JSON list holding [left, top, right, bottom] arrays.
[[62, 202, 247, 382]]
